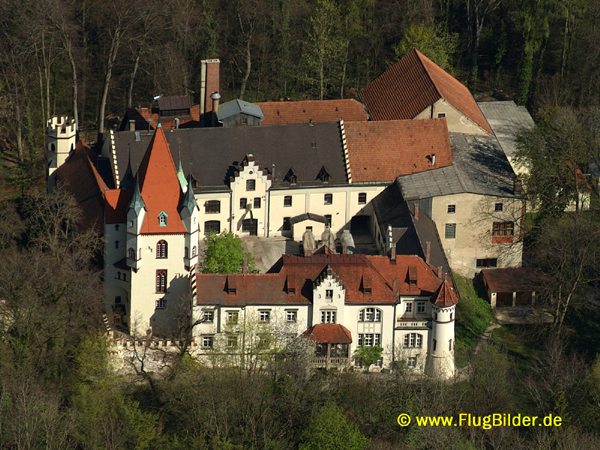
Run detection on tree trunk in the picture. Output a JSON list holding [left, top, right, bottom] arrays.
[[239, 38, 252, 100], [98, 28, 122, 142], [128, 53, 141, 109]]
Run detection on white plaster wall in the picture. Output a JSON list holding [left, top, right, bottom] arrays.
[[230, 160, 271, 237], [430, 193, 524, 278], [196, 191, 231, 237], [129, 234, 189, 336], [311, 274, 346, 326], [414, 99, 489, 136]]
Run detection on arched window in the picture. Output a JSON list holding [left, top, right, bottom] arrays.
[[192, 246, 197, 257], [128, 248, 135, 259], [156, 240, 168, 258], [117, 271, 121, 280], [358, 308, 382, 322]]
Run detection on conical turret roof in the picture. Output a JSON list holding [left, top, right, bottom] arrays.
[[431, 278, 459, 307]]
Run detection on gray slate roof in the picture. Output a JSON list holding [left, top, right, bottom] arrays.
[[102, 123, 347, 192], [397, 133, 516, 199], [478, 101, 535, 160], [217, 99, 265, 121], [371, 182, 452, 279]]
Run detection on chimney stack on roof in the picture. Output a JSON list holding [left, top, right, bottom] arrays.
[[129, 120, 135, 131], [242, 256, 248, 274], [414, 204, 420, 219]]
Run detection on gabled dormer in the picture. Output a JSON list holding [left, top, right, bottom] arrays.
[[283, 167, 298, 185], [316, 165, 332, 183]]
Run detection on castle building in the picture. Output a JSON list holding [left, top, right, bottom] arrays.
[[193, 250, 458, 377], [47, 115, 77, 191], [103, 125, 199, 334]]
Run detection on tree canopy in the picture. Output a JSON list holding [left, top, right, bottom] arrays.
[[200, 231, 256, 274], [299, 403, 369, 450]]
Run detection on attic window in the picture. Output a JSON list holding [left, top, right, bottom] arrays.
[[317, 166, 331, 183], [284, 168, 298, 185], [158, 211, 168, 227], [311, 142, 317, 149]]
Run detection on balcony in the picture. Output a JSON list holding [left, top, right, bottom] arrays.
[[310, 357, 350, 370], [396, 319, 429, 329]]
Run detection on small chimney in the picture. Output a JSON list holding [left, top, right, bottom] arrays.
[[425, 241, 431, 265], [390, 246, 396, 263], [129, 120, 135, 131], [431, 154, 436, 166], [438, 266, 443, 280], [175, 118, 180, 130], [392, 277, 397, 293], [242, 256, 248, 274], [414, 204, 419, 219], [304, 248, 313, 257], [341, 244, 347, 255], [210, 92, 221, 127]]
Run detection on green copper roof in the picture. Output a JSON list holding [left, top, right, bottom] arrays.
[[128, 178, 146, 214], [176, 154, 187, 192], [181, 175, 198, 213]]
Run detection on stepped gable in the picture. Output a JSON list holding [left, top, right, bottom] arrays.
[[136, 126, 186, 234], [257, 99, 367, 125], [361, 49, 492, 134], [344, 118, 453, 182], [431, 278, 459, 307]]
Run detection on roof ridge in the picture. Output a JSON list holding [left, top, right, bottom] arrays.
[[414, 49, 442, 100]]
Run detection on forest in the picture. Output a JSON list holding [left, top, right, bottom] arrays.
[[1, 0, 600, 163], [2, 0, 600, 449]]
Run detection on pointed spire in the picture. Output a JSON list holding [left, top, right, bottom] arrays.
[[176, 150, 188, 193], [120, 146, 134, 189], [431, 278, 459, 307], [181, 174, 198, 213], [128, 176, 146, 215]]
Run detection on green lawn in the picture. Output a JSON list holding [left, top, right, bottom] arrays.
[[454, 275, 495, 368]]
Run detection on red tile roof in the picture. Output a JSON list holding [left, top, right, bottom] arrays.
[[344, 118, 453, 182], [360, 49, 492, 134], [432, 279, 459, 307], [256, 100, 367, 125], [196, 254, 444, 307], [104, 188, 133, 224], [136, 127, 186, 234], [304, 324, 352, 344], [56, 141, 109, 235], [134, 104, 201, 130], [482, 268, 545, 294]]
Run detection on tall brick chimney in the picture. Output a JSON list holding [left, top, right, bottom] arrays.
[[200, 59, 220, 125], [414, 204, 419, 219]]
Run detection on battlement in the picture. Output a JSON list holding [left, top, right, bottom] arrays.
[[47, 115, 76, 137]]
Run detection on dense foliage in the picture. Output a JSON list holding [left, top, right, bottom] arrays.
[[201, 231, 257, 273]]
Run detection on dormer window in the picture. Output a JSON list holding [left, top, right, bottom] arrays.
[[158, 211, 168, 227], [284, 168, 298, 185], [317, 166, 331, 183]]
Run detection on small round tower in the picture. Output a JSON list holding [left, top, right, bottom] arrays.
[[425, 278, 459, 379]]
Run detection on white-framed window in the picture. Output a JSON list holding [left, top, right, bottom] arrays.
[[284, 196, 292, 207], [447, 204, 456, 213], [358, 193, 367, 204], [405, 302, 412, 313], [202, 336, 214, 348], [321, 310, 336, 324], [246, 180, 256, 191], [417, 302, 426, 314], [407, 356, 417, 369], [324, 194, 333, 205], [445, 223, 456, 239], [156, 240, 168, 258], [357, 333, 381, 347], [158, 211, 168, 226], [326, 289, 333, 299], [227, 311, 239, 323], [202, 311, 214, 322], [156, 298, 167, 309], [286, 310, 297, 322], [403, 333, 423, 348], [259, 310, 271, 323], [358, 308, 382, 322]]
